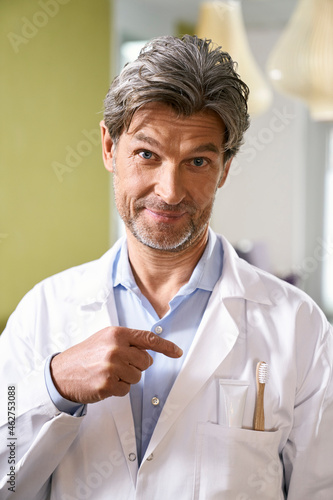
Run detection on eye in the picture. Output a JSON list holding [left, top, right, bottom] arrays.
[[139, 150, 153, 160], [191, 157, 207, 167]]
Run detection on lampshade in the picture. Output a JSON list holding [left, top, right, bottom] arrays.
[[196, 0, 273, 116], [267, 0, 333, 121]]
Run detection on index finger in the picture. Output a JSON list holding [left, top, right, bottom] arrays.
[[128, 329, 183, 358]]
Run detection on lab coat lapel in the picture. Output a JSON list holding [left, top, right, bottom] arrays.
[[108, 394, 138, 484], [144, 287, 239, 460]]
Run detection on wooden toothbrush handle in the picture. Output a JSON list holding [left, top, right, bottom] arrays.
[[254, 383, 265, 431]]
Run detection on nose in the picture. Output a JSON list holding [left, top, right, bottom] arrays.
[[154, 163, 186, 205]]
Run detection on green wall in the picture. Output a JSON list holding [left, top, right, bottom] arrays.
[[0, 0, 112, 332]]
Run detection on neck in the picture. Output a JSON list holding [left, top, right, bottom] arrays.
[[126, 227, 209, 317]]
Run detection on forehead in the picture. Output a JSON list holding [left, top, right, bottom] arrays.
[[124, 102, 225, 146]]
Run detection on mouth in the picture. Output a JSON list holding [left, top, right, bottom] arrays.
[[144, 208, 187, 223]]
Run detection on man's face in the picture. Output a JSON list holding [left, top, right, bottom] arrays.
[[101, 102, 231, 252]]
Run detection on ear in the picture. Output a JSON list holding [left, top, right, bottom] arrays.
[[100, 120, 115, 172], [217, 157, 233, 188]]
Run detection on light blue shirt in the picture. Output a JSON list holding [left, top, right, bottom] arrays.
[[113, 228, 223, 461], [45, 228, 223, 462]]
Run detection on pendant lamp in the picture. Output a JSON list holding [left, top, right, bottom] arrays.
[[196, 0, 273, 116], [267, 0, 333, 121]]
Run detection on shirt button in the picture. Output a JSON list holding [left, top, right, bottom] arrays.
[[154, 325, 163, 334], [151, 396, 160, 406], [128, 453, 136, 462]]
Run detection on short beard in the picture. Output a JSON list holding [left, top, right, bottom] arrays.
[[115, 191, 214, 253], [127, 213, 208, 253]]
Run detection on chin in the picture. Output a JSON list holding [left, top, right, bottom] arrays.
[[131, 222, 208, 253]]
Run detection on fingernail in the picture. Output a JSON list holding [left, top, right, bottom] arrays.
[[175, 345, 183, 356]]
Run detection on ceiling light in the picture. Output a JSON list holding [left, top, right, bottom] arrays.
[[267, 0, 333, 121]]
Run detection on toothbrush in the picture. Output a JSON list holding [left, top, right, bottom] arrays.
[[254, 361, 269, 431]]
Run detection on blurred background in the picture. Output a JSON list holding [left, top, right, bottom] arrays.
[[1, 0, 332, 333]]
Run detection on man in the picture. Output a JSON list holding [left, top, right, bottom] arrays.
[[0, 35, 332, 499]]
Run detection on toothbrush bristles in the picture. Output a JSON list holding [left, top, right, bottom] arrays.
[[258, 362, 269, 384]]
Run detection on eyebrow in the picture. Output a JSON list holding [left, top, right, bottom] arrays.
[[133, 133, 221, 155], [133, 133, 161, 148], [191, 143, 221, 155]]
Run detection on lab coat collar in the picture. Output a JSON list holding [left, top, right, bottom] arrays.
[[218, 235, 273, 306], [72, 238, 125, 309]]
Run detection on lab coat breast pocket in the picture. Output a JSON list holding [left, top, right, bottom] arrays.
[[194, 423, 284, 500]]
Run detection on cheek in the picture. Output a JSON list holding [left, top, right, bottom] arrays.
[[128, 168, 158, 201], [113, 170, 149, 209], [189, 177, 219, 207]]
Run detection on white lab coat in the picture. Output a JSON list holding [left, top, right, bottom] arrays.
[[0, 235, 332, 499]]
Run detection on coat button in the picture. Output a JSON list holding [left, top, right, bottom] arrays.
[[128, 453, 136, 462], [147, 453, 154, 461]]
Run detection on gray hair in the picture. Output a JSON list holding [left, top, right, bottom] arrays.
[[104, 35, 250, 162]]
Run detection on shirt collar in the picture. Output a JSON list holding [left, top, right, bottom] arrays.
[[112, 227, 223, 297], [112, 238, 138, 292]]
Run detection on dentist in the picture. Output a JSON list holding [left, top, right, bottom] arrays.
[[0, 35, 332, 499]]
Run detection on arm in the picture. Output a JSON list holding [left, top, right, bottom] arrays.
[[0, 306, 84, 500], [0, 300, 182, 500], [283, 311, 333, 498]]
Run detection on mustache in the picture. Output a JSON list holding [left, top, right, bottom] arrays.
[[134, 198, 197, 215]]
